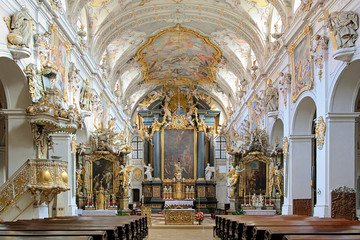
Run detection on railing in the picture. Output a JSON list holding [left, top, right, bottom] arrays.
[[0, 159, 70, 216]]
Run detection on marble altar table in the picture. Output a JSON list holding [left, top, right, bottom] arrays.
[[165, 209, 195, 225]]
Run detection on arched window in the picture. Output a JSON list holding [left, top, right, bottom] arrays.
[[215, 136, 226, 159], [132, 136, 143, 159]]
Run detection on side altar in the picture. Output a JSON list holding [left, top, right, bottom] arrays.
[[137, 87, 220, 213]]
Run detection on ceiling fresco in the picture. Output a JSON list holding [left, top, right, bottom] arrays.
[[64, 0, 295, 121], [136, 24, 222, 86]]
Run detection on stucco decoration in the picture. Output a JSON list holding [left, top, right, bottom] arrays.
[[315, 116, 326, 150]]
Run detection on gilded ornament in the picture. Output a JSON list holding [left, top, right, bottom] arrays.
[[315, 116, 326, 150], [282, 137, 289, 159], [61, 171, 68, 183], [42, 170, 51, 182]]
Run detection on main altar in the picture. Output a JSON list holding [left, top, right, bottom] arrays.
[[137, 86, 220, 213]]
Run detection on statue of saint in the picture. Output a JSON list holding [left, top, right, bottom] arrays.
[[8, 7, 32, 47], [270, 164, 284, 195], [79, 79, 92, 111], [327, 11, 359, 48], [144, 163, 153, 181], [205, 163, 215, 181], [264, 79, 279, 112]]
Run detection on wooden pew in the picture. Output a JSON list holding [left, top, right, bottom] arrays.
[[245, 219, 356, 240], [262, 225, 360, 240], [0, 230, 105, 240], [283, 235, 360, 240], [0, 224, 117, 240], [45, 215, 147, 239], [0, 237, 93, 240], [215, 215, 320, 240]]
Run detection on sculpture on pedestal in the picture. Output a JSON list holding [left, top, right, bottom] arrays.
[[205, 163, 215, 181], [327, 11, 359, 49], [79, 79, 93, 111], [7, 7, 32, 47], [264, 79, 279, 112], [144, 163, 153, 181]]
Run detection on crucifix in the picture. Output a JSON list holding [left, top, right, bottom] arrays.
[[318, 10, 338, 51]]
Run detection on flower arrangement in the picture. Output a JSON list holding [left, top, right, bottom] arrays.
[[164, 204, 171, 210], [195, 211, 204, 225]]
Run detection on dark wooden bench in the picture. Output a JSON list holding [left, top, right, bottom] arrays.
[[45, 216, 147, 240], [283, 235, 360, 240], [0, 237, 93, 240], [215, 215, 320, 240], [0, 224, 116, 240], [0, 230, 106, 240], [245, 219, 356, 240], [262, 225, 360, 240]]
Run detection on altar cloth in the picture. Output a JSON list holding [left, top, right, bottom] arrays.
[[164, 200, 193, 206], [79, 210, 118, 216], [243, 209, 276, 215]]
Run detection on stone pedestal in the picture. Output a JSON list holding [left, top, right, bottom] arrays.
[[119, 196, 131, 214]]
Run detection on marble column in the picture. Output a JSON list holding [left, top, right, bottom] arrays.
[[152, 130, 161, 180], [197, 131, 205, 180], [209, 137, 214, 166], [144, 140, 149, 165], [49, 132, 77, 216]]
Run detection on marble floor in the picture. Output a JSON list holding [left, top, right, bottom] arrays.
[[148, 228, 219, 239]]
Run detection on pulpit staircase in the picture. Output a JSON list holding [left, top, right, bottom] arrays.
[[0, 159, 69, 222]]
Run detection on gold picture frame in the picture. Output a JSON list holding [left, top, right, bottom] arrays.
[[289, 25, 313, 103]]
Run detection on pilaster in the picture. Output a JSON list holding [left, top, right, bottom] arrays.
[[49, 132, 77, 216]]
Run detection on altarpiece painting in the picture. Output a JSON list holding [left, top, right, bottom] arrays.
[[245, 160, 267, 195], [162, 129, 196, 180]]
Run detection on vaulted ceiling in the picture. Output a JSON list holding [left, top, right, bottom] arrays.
[[65, 0, 296, 122]]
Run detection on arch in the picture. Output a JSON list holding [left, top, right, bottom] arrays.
[[0, 57, 31, 109], [270, 119, 284, 147], [292, 96, 316, 135], [330, 60, 360, 113]]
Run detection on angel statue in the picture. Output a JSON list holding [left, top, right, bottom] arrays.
[[205, 163, 215, 181], [144, 163, 153, 181], [270, 164, 284, 196], [226, 165, 244, 187], [119, 164, 134, 188]]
